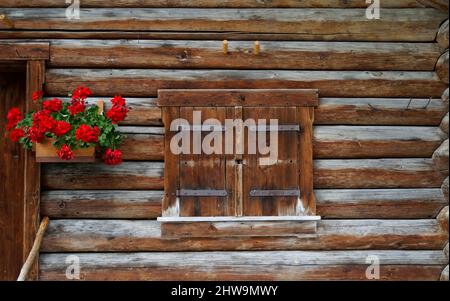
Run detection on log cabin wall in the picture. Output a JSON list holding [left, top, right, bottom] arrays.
[[0, 1, 449, 280]]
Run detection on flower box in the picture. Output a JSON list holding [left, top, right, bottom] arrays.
[[35, 138, 96, 163]]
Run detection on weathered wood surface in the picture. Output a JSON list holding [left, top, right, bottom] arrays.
[[40, 188, 448, 219], [436, 51, 449, 84], [437, 206, 449, 232], [48, 96, 448, 126], [417, 0, 450, 11], [42, 162, 164, 190], [432, 139, 449, 171], [441, 113, 449, 135], [443, 88, 449, 109], [41, 219, 448, 252], [437, 20, 449, 51], [443, 177, 449, 202], [41, 191, 163, 219], [39, 250, 447, 280], [0, 0, 424, 8], [0, 42, 49, 60], [120, 133, 164, 161], [441, 265, 449, 281], [42, 159, 447, 190], [45, 69, 447, 98], [158, 89, 319, 106], [1, 9, 446, 42], [48, 40, 441, 71]]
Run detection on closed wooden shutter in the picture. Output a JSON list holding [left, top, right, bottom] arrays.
[[158, 89, 320, 238]]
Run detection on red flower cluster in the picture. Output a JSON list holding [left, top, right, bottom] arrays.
[[9, 128, 25, 142], [72, 86, 92, 101], [32, 90, 43, 102], [28, 126, 45, 143], [53, 121, 71, 137], [106, 96, 129, 124], [57, 144, 74, 160], [33, 110, 56, 133], [68, 86, 92, 116], [43, 98, 63, 112], [7, 107, 22, 130], [75, 124, 100, 143], [104, 148, 122, 165]]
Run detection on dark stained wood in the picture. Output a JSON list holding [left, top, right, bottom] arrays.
[[298, 107, 315, 214], [120, 133, 164, 161], [436, 51, 449, 83], [24, 60, 45, 280], [0, 0, 423, 8], [45, 69, 447, 98], [0, 9, 446, 42], [0, 42, 49, 60], [48, 40, 441, 71], [158, 89, 318, 106], [0, 72, 26, 280], [40, 219, 448, 252]]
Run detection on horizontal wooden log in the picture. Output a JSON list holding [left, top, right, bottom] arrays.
[[0, 42, 49, 60], [313, 126, 446, 158], [41, 219, 448, 252], [45, 69, 447, 98], [441, 113, 449, 135], [158, 89, 319, 106], [316, 98, 447, 125], [120, 133, 164, 161], [441, 265, 449, 281], [1, 9, 446, 42], [40, 188, 448, 219], [437, 20, 449, 51], [0, 0, 423, 8], [417, 0, 449, 11], [432, 139, 449, 171], [48, 40, 441, 71], [437, 206, 449, 232], [42, 159, 447, 190], [42, 162, 164, 190], [436, 51, 449, 83], [48, 96, 448, 126], [39, 250, 446, 280]]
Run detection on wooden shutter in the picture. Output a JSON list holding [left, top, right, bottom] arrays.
[[158, 89, 320, 238]]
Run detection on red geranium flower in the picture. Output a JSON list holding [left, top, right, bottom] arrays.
[[9, 128, 25, 142], [43, 98, 63, 112], [28, 127, 45, 143], [33, 110, 56, 133], [32, 90, 43, 102], [6, 107, 22, 130], [111, 95, 126, 107], [104, 148, 122, 165], [57, 144, 74, 160], [106, 105, 129, 124], [71, 86, 92, 101], [53, 121, 71, 136], [75, 124, 100, 143], [68, 100, 86, 116]]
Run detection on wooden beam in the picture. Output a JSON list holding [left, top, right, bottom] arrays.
[[436, 51, 449, 83], [0, 0, 424, 8], [45, 69, 447, 98], [441, 265, 449, 281], [48, 40, 441, 71], [40, 188, 448, 219], [432, 139, 449, 171], [417, 0, 449, 11], [0, 42, 49, 60], [40, 219, 448, 252], [437, 206, 448, 232], [157, 89, 319, 107], [0, 8, 446, 42], [437, 20, 449, 51], [24, 60, 44, 281], [440, 113, 449, 135]]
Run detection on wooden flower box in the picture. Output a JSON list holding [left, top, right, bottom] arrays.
[[35, 138, 96, 163]]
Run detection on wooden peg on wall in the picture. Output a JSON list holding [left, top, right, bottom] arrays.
[[254, 41, 260, 55], [222, 40, 228, 54]]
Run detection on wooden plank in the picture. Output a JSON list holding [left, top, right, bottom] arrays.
[[314, 158, 447, 189], [40, 190, 163, 219], [417, 0, 449, 11], [42, 162, 164, 190], [45, 69, 447, 98], [0, 42, 49, 60], [1, 8, 446, 42], [40, 219, 449, 252], [120, 133, 164, 161], [23, 60, 44, 281], [298, 107, 315, 214], [314, 126, 447, 158], [48, 40, 441, 71], [0, 0, 424, 8], [315, 98, 447, 125], [41, 159, 447, 190], [158, 89, 318, 106], [161, 220, 317, 237], [0, 72, 26, 280], [40, 188, 448, 219]]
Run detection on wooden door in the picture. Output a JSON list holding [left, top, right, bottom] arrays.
[[0, 71, 26, 280], [158, 89, 320, 238]]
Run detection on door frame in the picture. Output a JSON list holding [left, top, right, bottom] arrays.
[[1, 42, 49, 280]]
